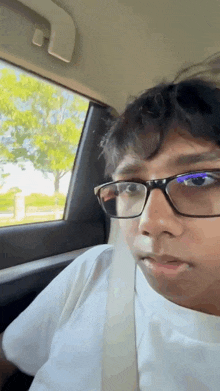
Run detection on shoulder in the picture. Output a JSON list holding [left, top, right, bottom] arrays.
[[80, 244, 114, 260], [66, 244, 114, 277], [58, 244, 114, 289], [83, 244, 114, 264]]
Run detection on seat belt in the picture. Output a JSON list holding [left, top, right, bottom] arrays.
[[102, 228, 139, 391]]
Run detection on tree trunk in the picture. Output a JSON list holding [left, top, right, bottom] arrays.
[[54, 172, 60, 193], [54, 172, 61, 219]]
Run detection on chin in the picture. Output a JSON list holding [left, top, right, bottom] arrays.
[[138, 262, 192, 302]]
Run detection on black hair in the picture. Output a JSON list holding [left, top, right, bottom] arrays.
[[100, 54, 220, 178]]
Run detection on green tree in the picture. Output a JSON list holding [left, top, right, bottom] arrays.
[[0, 70, 21, 185], [0, 170, 10, 192], [0, 68, 89, 192]]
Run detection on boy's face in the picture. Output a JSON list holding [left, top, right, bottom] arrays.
[[113, 124, 220, 315]]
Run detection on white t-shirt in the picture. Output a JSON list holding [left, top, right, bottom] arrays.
[[3, 244, 220, 390]]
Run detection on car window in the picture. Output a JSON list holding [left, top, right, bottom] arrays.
[[0, 60, 90, 228]]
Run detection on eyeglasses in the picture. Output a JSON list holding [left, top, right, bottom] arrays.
[[94, 169, 220, 219]]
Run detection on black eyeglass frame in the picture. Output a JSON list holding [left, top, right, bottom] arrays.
[[94, 169, 220, 219]]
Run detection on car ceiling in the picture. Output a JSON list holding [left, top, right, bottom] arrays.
[[0, 0, 219, 114]]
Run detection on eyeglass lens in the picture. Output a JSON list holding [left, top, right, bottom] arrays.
[[99, 171, 220, 218]]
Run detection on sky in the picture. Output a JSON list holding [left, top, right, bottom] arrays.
[[2, 162, 71, 196]]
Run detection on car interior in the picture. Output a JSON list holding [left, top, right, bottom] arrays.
[[0, 0, 219, 389]]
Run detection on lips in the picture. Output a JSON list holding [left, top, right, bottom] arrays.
[[139, 254, 189, 265]]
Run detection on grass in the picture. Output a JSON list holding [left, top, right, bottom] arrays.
[[0, 213, 63, 227], [0, 192, 66, 212]]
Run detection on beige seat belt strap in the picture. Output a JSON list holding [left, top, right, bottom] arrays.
[[102, 229, 139, 391]]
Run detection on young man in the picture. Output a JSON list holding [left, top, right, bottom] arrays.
[[2, 62, 220, 390]]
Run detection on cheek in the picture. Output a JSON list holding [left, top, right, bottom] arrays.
[[198, 220, 220, 258], [186, 219, 220, 244], [200, 219, 220, 239], [180, 219, 220, 264]]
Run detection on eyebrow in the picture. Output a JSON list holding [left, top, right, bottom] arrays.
[[114, 151, 220, 176]]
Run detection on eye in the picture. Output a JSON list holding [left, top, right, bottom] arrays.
[[118, 182, 144, 196], [125, 183, 139, 193], [177, 173, 218, 187]]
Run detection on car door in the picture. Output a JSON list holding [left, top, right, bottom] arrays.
[[0, 101, 112, 390]]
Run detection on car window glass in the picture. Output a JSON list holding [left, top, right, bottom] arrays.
[[0, 60, 89, 227]]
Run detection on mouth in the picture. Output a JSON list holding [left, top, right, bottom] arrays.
[[139, 256, 192, 278]]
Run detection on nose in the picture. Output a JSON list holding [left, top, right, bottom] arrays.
[[138, 188, 183, 236]]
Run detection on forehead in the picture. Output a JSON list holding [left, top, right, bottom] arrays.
[[113, 128, 220, 178]]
